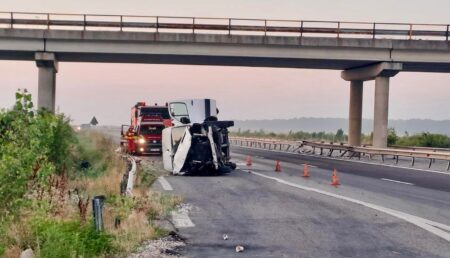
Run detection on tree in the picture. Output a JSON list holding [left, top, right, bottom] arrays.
[[335, 128, 344, 141], [387, 128, 398, 146]]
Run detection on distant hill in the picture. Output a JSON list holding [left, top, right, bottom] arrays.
[[233, 118, 450, 136]]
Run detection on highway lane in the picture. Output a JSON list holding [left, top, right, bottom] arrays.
[[99, 129, 450, 256], [232, 146, 450, 192], [155, 168, 450, 258], [231, 147, 450, 228]]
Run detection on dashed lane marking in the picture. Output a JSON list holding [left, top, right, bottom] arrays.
[[247, 170, 450, 242], [158, 176, 173, 191], [171, 210, 195, 228], [381, 178, 414, 185]]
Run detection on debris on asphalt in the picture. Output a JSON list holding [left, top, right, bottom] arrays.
[[223, 234, 229, 240], [235, 245, 245, 253], [175, 203, 194, 213], [128, 233, 185, 258]]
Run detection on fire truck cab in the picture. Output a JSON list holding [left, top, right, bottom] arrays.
[[121, 102, 171, 155]]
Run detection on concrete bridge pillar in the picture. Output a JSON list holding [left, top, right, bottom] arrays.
[[373, 77, 390, 148], [342, 62, 402, 147], [35, 52, 58, 112], [348, 81, 363, 146]]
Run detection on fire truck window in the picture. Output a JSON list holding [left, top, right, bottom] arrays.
[[170, 103, 189, 121], [140, 125, 164, 135], [140, 107, 170, 119]]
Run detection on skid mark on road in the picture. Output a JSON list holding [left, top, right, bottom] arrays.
[[247, 170, 450, 242], [158, 176, 173, 191]]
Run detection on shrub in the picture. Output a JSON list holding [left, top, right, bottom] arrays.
[[30, 218, 113, 258], [0, 90, 76, 219]]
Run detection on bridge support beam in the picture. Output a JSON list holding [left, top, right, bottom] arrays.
[[342, 62, 402, 147], [36, 52, 58, 112], [348, 81, 363, 146]]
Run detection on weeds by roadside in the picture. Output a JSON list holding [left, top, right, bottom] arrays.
[[0, 90, 181, 257]]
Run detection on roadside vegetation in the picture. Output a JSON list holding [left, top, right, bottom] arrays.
[[0, 90, 181, 257], [232, 128, 450, 148]]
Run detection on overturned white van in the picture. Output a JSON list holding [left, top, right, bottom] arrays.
[[162, 99, 236, 175]]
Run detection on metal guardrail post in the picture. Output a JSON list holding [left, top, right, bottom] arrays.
[[92, 195, 106, 231], [156, 16, 159, 33], [192, 17, 195, 34], [300, 21, 303, 39], [409, 24, 413, 40], [337, 22, 340, 38], [83, 14, 86, 31], [46, 13, 50, 30], [372, 23, 376, 39], [228, 18, 231, 35], [446, 25, 449, 41], [10, 12, 13, 29], [120, 15, 123, 32], [264, 19, 267, 37]]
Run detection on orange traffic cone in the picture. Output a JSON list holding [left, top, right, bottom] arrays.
[[302, 163, 310, 178], [275, 160, 282, 172], [246, 156, 253, 167], [330, 168, 340, 186]]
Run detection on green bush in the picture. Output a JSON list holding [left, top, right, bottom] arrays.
[[0, 90, 76, 218], [30, 218, 113, 258], [387, 128, 398, 146], [397, 132, 450, 148]]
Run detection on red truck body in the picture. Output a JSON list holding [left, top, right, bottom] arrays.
[[122, 102, 171, 155]]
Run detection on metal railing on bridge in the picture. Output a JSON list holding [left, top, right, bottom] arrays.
[[0, 11, 449, 41], [230, 136, 450, 170]]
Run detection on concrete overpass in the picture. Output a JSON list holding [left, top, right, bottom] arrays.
[[1, 12, 450, 147]]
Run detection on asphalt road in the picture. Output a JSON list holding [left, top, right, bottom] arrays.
[[98, 128, 450, 257], [149, 147, 450, 257]]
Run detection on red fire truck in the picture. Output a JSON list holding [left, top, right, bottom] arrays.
[[121, 102, 171, 155], [131, 102, 172, 128]]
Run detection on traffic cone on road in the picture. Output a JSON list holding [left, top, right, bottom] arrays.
[[246, 156, 253, 167], [275, 161, 282, 172], [302, 163, 310, 178], [330, 169, 340, 186]]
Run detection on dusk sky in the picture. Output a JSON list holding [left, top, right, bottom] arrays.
[[1, 0, 450, 125]]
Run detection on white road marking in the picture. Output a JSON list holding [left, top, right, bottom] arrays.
[[307, 164, 318, 168], [171, 210, 195, 228], [381, 178, 414, 185], [158, 176, 173, 191], [247, 170, 450, 242], [235, 146, 450, 176]]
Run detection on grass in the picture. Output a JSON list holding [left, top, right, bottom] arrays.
[[2, 129, 182, 258]]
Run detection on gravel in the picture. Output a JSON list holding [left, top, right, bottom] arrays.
[[128, 233, 186, 258]]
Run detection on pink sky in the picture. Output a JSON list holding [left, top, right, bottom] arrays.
[[1, 0, 450, 125]]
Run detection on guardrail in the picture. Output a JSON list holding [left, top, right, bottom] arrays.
[[0, 11, 449, 41], [230, 136, 303, 153], [230, 136, 450, 170], [120, 155, 137, 197]]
